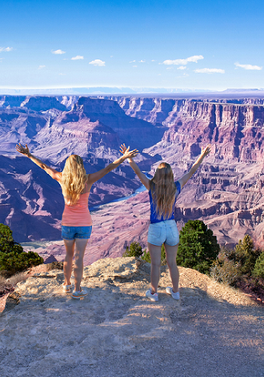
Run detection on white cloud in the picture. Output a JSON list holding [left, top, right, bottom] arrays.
[[52, 49, 65, 55], [235, 62, 262, 70], [89, 59, 105, 66], [71, 55, 84, 60], [129, 60, 136, 63], [0, 47, 13, 52], [38, 65, 45, 69], [194, 68, 225, 74], [163, 55, 204, 66], [139, 60, 145, 63], [177, 66, 186, 70]]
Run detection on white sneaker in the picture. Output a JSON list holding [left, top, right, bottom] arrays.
[[71, 288, 88, 299], [62, 284, 72, 293], [146, 289, 158, 302], [166, 287, 180, 300]]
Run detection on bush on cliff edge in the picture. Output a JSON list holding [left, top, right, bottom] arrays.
[[123, 241, 167, 265], [177, 220, 220, 275], [0, 224, 43, 276]]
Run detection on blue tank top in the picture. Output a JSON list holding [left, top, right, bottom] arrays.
[[149, 181, 181, 224]]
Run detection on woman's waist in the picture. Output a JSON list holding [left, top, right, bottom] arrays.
[[150, 219, 176, 225]]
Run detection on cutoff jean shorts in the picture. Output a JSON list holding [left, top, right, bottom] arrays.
[[61, 226, 92, 240], [147, 220, 179, 246]]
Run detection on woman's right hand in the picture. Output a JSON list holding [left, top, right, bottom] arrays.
[[16, 143, 31, 157], [120, 144, 138, 160]]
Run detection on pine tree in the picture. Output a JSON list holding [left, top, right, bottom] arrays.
[[177, 220, 219, 274]]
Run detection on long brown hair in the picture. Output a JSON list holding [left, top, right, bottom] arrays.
[[61, 155, 87, 205], [150, 162, 176, 219]]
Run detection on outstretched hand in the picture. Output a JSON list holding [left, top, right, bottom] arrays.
[[201, 145, 211, 157], [16, 143, 31, 157], [119, 143, 138, 159]]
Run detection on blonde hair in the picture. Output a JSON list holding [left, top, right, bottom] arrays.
[[61, 155, 87, 205], [150, 162, 176, 219]]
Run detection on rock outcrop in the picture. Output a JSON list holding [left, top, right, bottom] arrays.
[[0, 258, 263, 377]]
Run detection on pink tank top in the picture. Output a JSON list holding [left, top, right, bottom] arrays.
[[61, 191, 92, 226]]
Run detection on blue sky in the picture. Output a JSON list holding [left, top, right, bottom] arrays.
[[1, 0, 264, 91]]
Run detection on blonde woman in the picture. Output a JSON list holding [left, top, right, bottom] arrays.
[[16, 144, 138, 299], [120, 144, 210, 302]]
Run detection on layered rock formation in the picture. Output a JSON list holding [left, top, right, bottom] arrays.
[[0, 258, 263, 377]]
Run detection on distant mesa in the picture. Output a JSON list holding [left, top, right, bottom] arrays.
[[44, 255, 58, 264]]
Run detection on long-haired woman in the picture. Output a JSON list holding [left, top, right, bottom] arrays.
[[120, 144, 210, 301], [16, 144, 138, 299]]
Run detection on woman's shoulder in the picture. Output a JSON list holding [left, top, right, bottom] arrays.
[[175, 180, 181, 193], [81, 176, 90, 193]]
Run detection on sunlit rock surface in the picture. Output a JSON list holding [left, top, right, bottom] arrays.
[[0, 258, 263, 377]]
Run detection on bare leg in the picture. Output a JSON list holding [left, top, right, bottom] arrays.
[[63, 239, 75, 286], [74, 238, 88, 292], [164, 243, 179, 293], [148, 242, 161, 294]]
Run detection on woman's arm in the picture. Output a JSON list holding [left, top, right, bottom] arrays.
[[16, 143, 62, 182], [87, 146, 138, 186], [178, 145, 211, 188], [119, 144, 150, 190]]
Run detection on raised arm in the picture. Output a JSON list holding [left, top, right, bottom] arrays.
[[87, 146, 138, 186], [16, 143, 62, 182], [178, 145, 211, 188], [119, 144, 150, 190]]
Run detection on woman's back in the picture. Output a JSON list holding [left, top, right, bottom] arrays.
[[149, 181, 181, 223], [62, 182, 92, 226]]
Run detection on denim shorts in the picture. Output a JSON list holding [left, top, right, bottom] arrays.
[[61, 226, 92, 240], [147, 220, 179, 246]]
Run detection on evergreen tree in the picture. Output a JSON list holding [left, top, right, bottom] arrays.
[[253, 252, 264, 279], [177, 220, 219, 274], [228, 234, 261, 275], [0, 223, 23, 254]]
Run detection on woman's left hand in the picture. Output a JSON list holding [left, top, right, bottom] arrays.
[[16, 143, 31, 157], [201, 144, 211, 157]]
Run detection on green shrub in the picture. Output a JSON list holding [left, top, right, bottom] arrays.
[[210, 248, 241, 286], [123, 241, 167, 265], [177, 220, 219, 274], [253, 252, 264, 278], [123, 242, 144, 258], [0, 251, 44, 276], [0, 223, 43, 276], [141, 244, 167, 266]]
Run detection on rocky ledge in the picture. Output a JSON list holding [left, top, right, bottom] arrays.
[[1, 257, 263, 377]]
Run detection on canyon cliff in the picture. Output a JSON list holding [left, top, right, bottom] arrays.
[[1, 95, 264, 257]]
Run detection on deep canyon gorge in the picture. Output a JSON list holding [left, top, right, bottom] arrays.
[[1, 94, 264, 263]]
